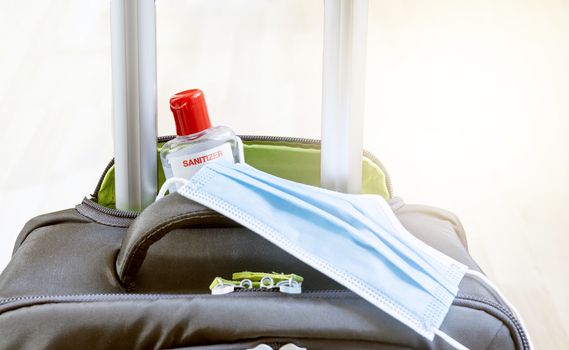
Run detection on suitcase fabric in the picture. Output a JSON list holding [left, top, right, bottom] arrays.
[[0, 137, 530, 349]]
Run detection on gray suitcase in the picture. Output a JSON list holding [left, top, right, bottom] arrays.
[[0, 1, 530, 349], [0, 147, 529, 348]]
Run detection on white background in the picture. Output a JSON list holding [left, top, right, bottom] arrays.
[[1, 1, 568, 347]]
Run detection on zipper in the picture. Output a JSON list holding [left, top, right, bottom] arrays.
[[0, 290, 355, 312], [0, 292, 528, 349], [90, 135, 394, 212], [81, 194, 139, 219]]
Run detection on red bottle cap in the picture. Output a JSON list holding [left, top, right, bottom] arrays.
[[170, 89, 212, 136]]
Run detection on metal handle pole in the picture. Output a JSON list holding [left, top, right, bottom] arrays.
[[111, 0, 157, 211], [110, 0, 367, 208], [321, 0, 369, 194]]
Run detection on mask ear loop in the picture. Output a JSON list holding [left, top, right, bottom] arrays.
[[434, 329, 469, 350], [156, 177, 192, 201], [465, 270, 533, 349], [433, 269, 534, 350]]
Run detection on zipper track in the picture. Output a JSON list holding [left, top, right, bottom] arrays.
[[0, 292, 528, 349], [90, 135, 394, 212], [0, 290, 353, 307], [81, 193, 139, 219], [457, 294, 530, 350]]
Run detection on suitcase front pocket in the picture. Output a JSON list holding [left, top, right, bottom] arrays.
[[0, 292, 527, 350]]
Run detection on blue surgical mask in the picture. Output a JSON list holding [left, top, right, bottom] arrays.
[[158, 162, 531, 350], [223, 163, 465, 291]]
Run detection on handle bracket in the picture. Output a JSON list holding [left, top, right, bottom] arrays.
[[110, 0, 370, 210]]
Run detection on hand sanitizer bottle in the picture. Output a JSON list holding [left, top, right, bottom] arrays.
[[160, 89, 244, 190]]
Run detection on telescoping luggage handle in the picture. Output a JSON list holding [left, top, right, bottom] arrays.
[[111, 0, 369, 211]]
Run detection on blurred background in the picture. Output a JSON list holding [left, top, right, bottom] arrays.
[[0, 0, 568, 347]]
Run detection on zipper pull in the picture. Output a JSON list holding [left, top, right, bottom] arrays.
[[246, 344, 306, 350], [280, 344, 307, 350], [247, 345, 273, 350]]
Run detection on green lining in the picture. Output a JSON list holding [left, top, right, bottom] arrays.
[[96, 140, 390, 209], [231, 271, 304, 283]]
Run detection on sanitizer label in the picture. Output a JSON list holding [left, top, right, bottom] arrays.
[[168, 143, 235, 180]]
